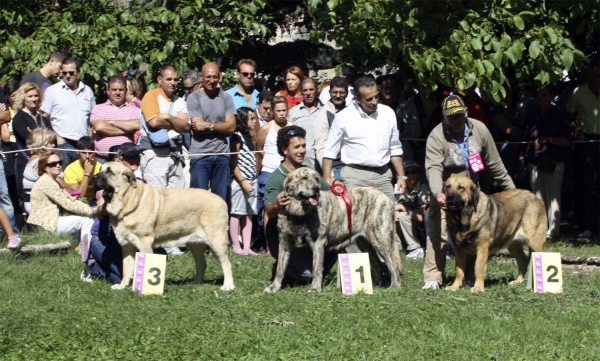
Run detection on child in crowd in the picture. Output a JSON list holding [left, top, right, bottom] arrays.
[[229, 107, 258, 255], [63, 136, 102, 206]]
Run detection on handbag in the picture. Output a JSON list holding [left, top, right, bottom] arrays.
[[140, 101, 174, 147]]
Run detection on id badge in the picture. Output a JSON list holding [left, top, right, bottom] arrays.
[[468, 152, 485, 173]]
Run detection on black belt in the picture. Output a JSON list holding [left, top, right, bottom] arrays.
[[345, 164, 389, 172]]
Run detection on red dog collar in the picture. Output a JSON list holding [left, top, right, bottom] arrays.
[[331, 181, 352, 231]]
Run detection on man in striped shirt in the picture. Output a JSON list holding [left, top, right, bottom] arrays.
[[90, 74, 141, 162]]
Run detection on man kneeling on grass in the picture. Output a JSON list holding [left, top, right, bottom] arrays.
[[263, 126, 337, 284]]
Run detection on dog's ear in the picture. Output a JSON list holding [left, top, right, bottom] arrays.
[[470, 183, 479, 210], [125, 168, 137, 188]]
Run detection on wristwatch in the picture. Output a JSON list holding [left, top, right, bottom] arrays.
[[109, 120, 115, 125], [397, 175, 408, 180], [209, 123, 215, 132]]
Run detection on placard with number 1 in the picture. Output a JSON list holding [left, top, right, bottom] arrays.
[[337, 253, 373, 295]]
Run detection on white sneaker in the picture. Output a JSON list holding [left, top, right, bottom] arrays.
[[422, 281, 440, 290], [578, 230, 594, 238], [80, 268, 93, 283], [406, 248, 424, 259], [165, 247, 184, 256]]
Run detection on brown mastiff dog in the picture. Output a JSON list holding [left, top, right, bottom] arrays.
[[264, 167, 403, 293], [443, 174, 546, 293], [97, 162, 234, 291]]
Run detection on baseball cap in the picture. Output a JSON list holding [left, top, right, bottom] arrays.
[[116, 142, 141, 158], [403, 159, 421, 170], [441, 95, 467, 116]]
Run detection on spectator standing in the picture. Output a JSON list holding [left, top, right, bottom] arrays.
[[139, 64, 189, 188], [288, 78, 322, 170], [182, 69, 202, 101], [252, 90, 274, 139], [125, 77, 143, 108], [0, 86, 19, 232], [90, 74, 140, 163], [566, 64, 600, 238], [319, 64, 357, 107], [314, 76, 349, 179], [229, 107, 258, 255], [522, 85, 571, 238], [20, 50, 66, 92], [40, 57, 96, 167], [187, 62, 236, 201], [276, 66, 305, 109], [226, 59, 260, 109]]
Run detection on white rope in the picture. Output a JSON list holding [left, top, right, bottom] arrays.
[[1, 139, 598, 157]]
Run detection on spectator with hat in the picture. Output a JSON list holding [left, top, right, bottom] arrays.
[[395, 159, 430, 259], [422, 94, 514, 290]]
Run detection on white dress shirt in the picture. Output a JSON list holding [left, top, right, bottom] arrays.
[[323, 102, 403, 167]]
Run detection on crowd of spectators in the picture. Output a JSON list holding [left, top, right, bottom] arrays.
[[0, 50, 597, 288]]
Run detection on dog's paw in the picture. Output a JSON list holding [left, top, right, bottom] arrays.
[[470, 286, 485, 293], [445, 284, 460, 291], [111, 283, 127, 291], [263, 284, 280, 293], [220, 284, 235, 292], [509, 277, 524, 286], [307, 287, 322, 294]]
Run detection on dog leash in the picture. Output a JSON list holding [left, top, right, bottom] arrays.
[[331, 181, 352, 231]]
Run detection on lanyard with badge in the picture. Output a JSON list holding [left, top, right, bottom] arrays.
[[452, 123, 485, 173]]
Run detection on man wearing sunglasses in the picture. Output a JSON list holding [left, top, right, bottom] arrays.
[[225, 59, 260, 109], [41, 57, 96, 168]]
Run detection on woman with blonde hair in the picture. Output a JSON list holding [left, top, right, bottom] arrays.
[[275, 66, 305, 109]]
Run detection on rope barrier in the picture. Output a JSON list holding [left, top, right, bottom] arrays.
[[1, 138, 598, 157]]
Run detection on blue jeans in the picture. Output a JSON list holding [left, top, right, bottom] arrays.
[[89, 235, 122, 284], [256, 171, 272, 232], [189, 155, 230, 201], [57, 142, 79, 169], [0, 161, 17, 231]]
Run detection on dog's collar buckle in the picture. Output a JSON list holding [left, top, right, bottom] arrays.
[[331, 181, 352, 231]]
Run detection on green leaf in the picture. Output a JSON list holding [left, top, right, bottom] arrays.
[[452, 31, 464, 42], [492, 39, 501, 52], [465, 72, 477, 89], [470, 38, 483, 50], [560, 49, 573, 70], [501, 33, 511, 48], [460, 20, 470, 32], [425, 54, 434, 71], [513, 16, 525, 30], [544, 27, 558, 44], [519, 11, 535, 17], [482, 60, 494, 76], [529, 40, 541, 59], [383, 38, 391, 49], [476, 60, 485, 75]]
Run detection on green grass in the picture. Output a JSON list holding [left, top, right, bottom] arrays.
[[1, 237, 599, 360]]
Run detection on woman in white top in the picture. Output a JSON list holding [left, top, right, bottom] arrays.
[[255, 96, 295, 247]]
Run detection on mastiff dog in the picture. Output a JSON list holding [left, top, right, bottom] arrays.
[[97, 162, 234, 291], [443, 174, 547, 293], [264, 167, 403, 293]]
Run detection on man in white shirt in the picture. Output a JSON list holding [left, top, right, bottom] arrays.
[[322, 76, 407, 201], [319, 64, 357, 107], [41, 57, 96, 168]]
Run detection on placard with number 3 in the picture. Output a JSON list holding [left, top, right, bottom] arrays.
[[132, 252, 167, 295], [337, 253, 373, 295]]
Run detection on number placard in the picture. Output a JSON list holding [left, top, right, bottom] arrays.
[[337, 253, 373, 295], [132, 252, 167, 295], [526, 252, 563, 294]]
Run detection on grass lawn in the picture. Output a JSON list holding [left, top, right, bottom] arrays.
[[1, 236, 599, 360]]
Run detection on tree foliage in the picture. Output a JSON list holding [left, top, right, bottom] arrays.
[[0, 0, 271, 91], [306, 0, 599, 103]]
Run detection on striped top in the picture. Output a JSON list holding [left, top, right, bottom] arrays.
[[231, 131, 256, 180], [91, 100, 140, 157]]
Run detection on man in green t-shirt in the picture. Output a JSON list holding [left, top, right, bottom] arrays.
[[263, 125, 335, 283]]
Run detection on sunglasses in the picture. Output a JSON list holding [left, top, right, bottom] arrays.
[[241, 72, 256, 78], [406, 169, 419, 175], [46, 160, 63, 168], [61, 71, 76, 76], [184, 85, 196, 92]]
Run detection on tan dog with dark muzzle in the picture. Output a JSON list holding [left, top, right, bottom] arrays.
[[443, 174, 546, 293]]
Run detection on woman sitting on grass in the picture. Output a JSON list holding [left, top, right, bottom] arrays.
[[27, 150, 99, 280]]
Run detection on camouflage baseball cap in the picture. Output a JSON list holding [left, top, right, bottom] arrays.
[[442, 94, 467, 116]]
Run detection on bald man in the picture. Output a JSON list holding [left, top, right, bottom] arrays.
[[186, 62, 237, 201]]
